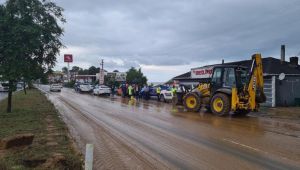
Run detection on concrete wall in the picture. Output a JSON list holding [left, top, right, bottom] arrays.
[[276, 76, 300, 106]]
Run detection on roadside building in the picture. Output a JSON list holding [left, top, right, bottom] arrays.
[[48, 71, 64, 83], [96, 71, 127, 83], [74, 75, 96, 83], [172, 56, 300, 107]]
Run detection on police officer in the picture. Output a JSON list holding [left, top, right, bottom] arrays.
[[171, 85, 177, 96], [156, 86, 161, 101], [171, 85, 177, 105], [128, 84, 133, 99]]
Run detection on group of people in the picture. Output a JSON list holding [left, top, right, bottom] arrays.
[[120, 83, 147, 100], [119, 83, 178, 102]]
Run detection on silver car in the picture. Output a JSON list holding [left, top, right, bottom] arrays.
[[93, 85, 111, 96], [50, 84, 62, 92]]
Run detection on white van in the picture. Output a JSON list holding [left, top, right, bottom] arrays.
[[0, 82, 9, 92]]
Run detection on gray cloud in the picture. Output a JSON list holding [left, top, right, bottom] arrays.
[[3, 0, 299, 81], [54, 0, 300, 67]]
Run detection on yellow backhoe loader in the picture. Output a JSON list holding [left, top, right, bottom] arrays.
[[183, 53, 266, 116]]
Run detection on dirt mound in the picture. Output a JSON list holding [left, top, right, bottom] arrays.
[[0, 133, 34, 149], [42, 153, 67, 169]]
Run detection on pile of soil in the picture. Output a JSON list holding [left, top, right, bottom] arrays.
[[0, 133, 34, 149]]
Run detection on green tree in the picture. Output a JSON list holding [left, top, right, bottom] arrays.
[[0, 0, 65, 112], [71, 66, 80, 73], [62, 67, 68, 74], [78, 68, 88, 75], [88, 66, 99, 75], [126, 67, 147, 86], [21, 60, 46, 94]]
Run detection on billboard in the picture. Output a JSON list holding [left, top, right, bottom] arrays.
[[64, 54, 73, 62], [191, 66, 213, 79], [115, 72, 126, 82]]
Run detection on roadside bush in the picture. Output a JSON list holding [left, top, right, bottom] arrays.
[[0, 160, 9, 170], [64, 81, 75, 88]]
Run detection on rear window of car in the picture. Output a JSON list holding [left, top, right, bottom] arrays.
[[1, 83, 9, 87]]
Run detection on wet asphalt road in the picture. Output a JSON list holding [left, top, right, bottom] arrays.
[[38, 85, 300, 170]]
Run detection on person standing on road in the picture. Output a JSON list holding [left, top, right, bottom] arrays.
[[171, 85, 177, 96], [111, 84, 115, 97], [121, 83, 126, 98], [171, 85, 177, 105], [156, 86, 161, 101], [128, 84, 133, 99], [135, 84, 140, 100], [144, 85, 150, 100]]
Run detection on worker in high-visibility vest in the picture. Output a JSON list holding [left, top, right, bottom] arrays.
[[171, 85, 177, 96], [128, 84, 133, 99], [156, 86, 161, 101], [171, 85, 177, 106]]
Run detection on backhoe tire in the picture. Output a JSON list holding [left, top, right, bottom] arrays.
[[210, 93, 230, 116], [183, 92, 201, 112]]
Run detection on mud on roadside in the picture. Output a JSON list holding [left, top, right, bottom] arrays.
[[248, 107, 300, 138]]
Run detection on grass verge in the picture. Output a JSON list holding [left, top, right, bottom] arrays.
[[0, 89, 82, 169]]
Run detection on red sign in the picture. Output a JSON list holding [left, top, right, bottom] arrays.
[[191, 66, 213, 79], [64, 54, 73, 62], [193, 69, 213, 75]]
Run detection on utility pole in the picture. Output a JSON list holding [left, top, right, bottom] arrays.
[[67, 62, 70, 83], [99, 59, 104, 85]]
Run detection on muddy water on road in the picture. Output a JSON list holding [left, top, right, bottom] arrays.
[[46, 87, 300, 169]]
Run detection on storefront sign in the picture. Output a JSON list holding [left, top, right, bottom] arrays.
[[64, 54, 73, 62], [191, 66, 213, 79]]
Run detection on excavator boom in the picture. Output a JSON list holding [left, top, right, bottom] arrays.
[[247, 54, 265, 110]]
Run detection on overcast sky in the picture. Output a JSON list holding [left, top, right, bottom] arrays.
[[2, 0, 300, 82]]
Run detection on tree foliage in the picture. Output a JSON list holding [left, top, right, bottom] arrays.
[[126, 67, 147, 86], [0, 0, 65, 112], [71, 66, 80, 73], [62, 66, 68, 74], [72, 66, 100, 75], [88, 66, 99, 75]]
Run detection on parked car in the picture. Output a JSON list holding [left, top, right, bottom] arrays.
[[50, 83, 62, 92], [0, 82, 9, 92], [139, 86, 153, 100], [141, 85, 173, 102], [93, 85, 111, 96], [16, 82, 28, 90], [156, 85, 173, 102], [79, 83, 93, 93]]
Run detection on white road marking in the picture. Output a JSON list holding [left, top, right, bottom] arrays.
[[222, 138, 289, 161], [223, 138, 263, 153]]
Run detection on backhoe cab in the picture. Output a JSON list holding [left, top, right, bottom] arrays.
[[183, 54, 266, 116]]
